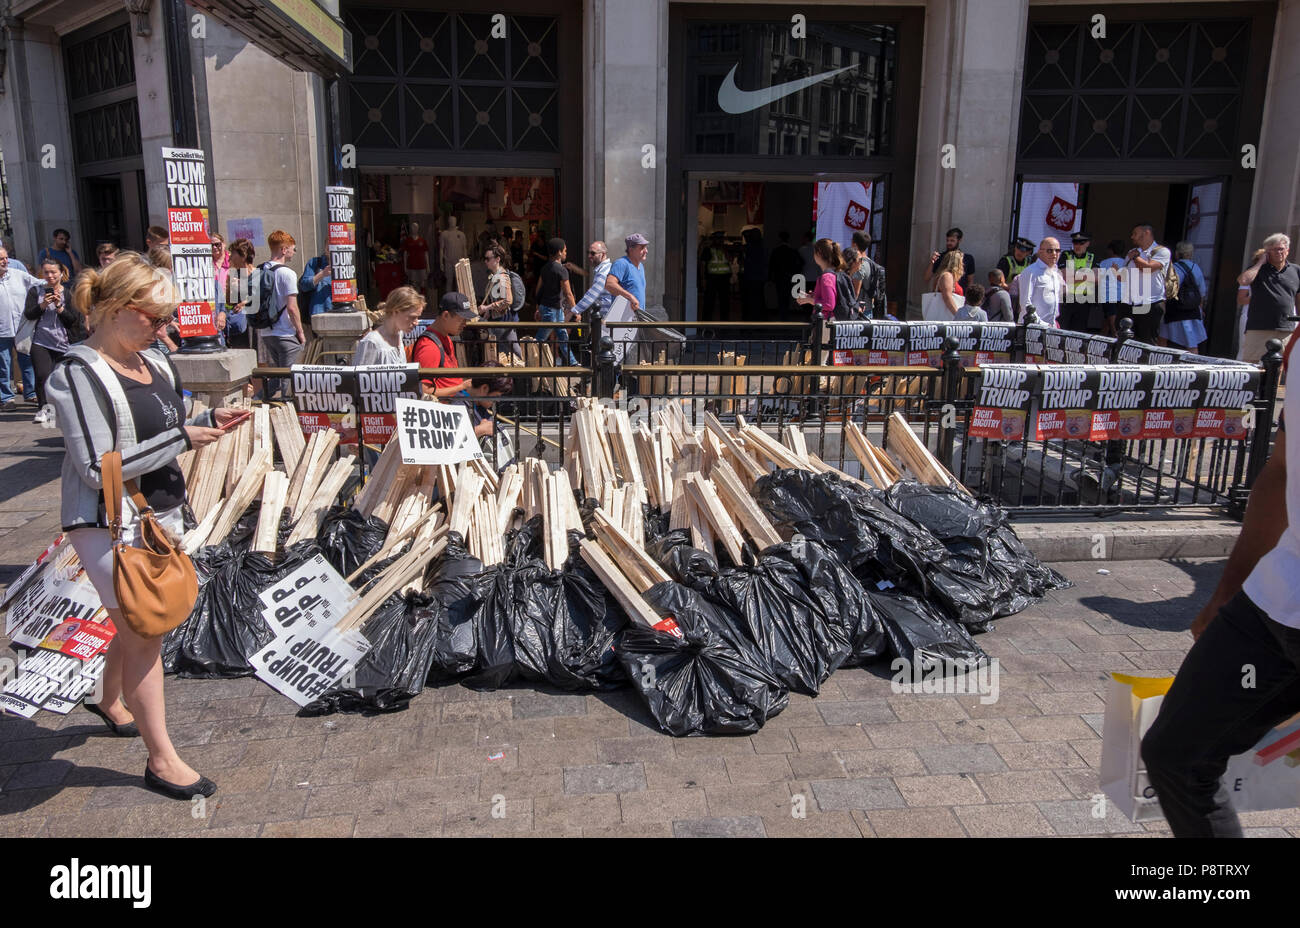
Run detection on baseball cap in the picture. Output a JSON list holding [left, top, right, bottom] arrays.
[[440, 292, 477, 319], [1070, 231, 1092, 243], [626, 232, 649, 246]]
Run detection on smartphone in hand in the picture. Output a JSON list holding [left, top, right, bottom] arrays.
[[219, 410, 253, 431]]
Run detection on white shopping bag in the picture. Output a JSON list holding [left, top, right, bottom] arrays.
[[921, 290, 960, 321], [1102, 673, 1300, 820], [1100, 673, 1172, 822]]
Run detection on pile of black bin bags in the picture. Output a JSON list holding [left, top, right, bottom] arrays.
[[162, 472, 1069, 736]]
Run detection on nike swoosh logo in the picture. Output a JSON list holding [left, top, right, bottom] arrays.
[[716, 63, 857, 115]]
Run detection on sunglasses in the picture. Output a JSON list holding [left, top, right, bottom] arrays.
[[125, 304, 175, 331]]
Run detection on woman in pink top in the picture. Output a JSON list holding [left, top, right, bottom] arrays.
[[795, 238, 843, 320], [211, 233, 230, 297]]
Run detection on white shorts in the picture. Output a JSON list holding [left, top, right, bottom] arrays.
[[67, 504, 186, 612]]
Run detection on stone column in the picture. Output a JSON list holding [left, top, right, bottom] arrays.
[[1243, 0, 1300, 255], [908, 0, 1028, 316], [0, 21, 82, 262], [586, 0, 669, 312], [132, 2, 177, 226]]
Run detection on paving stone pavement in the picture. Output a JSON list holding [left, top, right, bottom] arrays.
[[2, 410, 1296, 838]]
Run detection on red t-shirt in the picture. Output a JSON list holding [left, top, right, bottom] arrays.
[[402, 237, 429, 270], [412, 329, 462, 391]]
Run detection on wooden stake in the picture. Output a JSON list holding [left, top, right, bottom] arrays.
[[578, 539, 662, 627], [252, 471, 289, 554], [286, 454, 355, 546]]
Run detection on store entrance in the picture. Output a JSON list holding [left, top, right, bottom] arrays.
[[1013, 178, 1227, 350], [686, 176, 886, 323], [359, 170, 557, 318]]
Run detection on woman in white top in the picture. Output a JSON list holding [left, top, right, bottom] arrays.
[[353, 286, 423, 366]]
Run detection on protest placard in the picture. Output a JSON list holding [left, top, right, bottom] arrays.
[[970, 365, 1037, 440], [251, 554, 367, 707], [0, 618, 115, 718], [163, 147, 217, 338], [393, 397, 482, 465], [291, 365, 358, 443], [326, 186, 358, 305], [355, 364, 421, 446], [3, 539, 107, 650]]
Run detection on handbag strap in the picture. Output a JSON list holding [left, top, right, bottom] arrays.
[[101, 451, 152, 543]]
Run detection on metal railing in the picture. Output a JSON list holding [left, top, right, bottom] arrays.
[[258, 312, 1283, 515]]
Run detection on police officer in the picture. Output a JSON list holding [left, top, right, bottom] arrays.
[[1058, 231, 1098, 332], [997, 237, 1036, 292], [700, 231, 732, 319]]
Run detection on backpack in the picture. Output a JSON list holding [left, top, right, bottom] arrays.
[[863, 257, 887, 319], [248, 262, 287, 329], [507, 270, 525, 319], [832, 270, 860, 321], [1165, 260, 1203, 322], [1162, 250, 1180, 303]]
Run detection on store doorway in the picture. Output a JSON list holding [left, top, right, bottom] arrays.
[[359, 171, 557, 318], [1013, 178, 1227, 350], [686, 176, 886, 323]]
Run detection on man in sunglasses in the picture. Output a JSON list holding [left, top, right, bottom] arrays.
[[1008, 237, 1066, 327], [569, 241, 612, 319]]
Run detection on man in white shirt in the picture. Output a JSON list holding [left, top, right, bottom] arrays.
[[1008, 238, 1065, 326], [0, 246, 39, 408], [1123, 223, 1171, 344], [1142, 339, 1300, 837]]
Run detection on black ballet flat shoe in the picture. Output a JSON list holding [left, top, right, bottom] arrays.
[[84, 701, 140, 738], [144, 765, 217, 800]]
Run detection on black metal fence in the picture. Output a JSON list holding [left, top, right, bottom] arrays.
[[259, 311, 1282, 515]]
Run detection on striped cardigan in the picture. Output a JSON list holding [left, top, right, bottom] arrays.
[[45, 344, 216, 531]]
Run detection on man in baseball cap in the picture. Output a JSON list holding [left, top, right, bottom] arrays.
[[606, 233, 650, 313], [1060, 232, 1099, 331], [411, 291, 477, 397]]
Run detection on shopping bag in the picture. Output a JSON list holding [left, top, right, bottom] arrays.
[[1223, 712, 1300, 812], [1102, 673, 1300, 820], [1099, 672, 1173, 822], [921, 291, 959, 321]]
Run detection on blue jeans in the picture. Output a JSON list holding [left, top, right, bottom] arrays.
[[534, 305, 576, 366], [0, 337, 35, 403]]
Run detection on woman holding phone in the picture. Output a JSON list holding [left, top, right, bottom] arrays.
[[24, 257, 87, 423], [46, 251, 244, 800]]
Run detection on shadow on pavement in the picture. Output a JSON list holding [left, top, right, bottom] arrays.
[[1077, 557, 1222, 632]]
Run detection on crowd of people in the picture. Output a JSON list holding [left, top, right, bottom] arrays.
[[918, 224, 1300, 361]]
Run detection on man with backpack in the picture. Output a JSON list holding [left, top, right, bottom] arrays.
[[1159, 241, 1208, 352], [250, 230, 306, 400], [412, 292, 477, 398], [851, 231, 887, 319]]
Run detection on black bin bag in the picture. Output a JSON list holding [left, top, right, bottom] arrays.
[[302, 590, 438, 714], [782, 537, 887, 665], [616, 581, 788, 737], [315, 506, 388, 578], [423, 534, 486, 683], [868, 584, 988, 673], [165, 538, 322, 678]]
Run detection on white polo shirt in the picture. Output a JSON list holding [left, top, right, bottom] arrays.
[[0, 267, 38, 338], [1010, 259, 1065, 327], [1243, 354, 1300, 629]]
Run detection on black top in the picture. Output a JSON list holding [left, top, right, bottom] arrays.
[[114, 364, 187, 511], [538, 259, 569, 308], [1247, 262, 1300, 331]]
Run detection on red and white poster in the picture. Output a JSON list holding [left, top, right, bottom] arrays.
[[326, 185, 358, 305], [1016, 182, 1082, 252], [163, 147, 217, 338], [816, 181, 873, 250]]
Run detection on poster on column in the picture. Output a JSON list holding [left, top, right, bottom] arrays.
[[171, 243, 219, 338], [970, 365, 1037, 440], [326, 185, 358, 304], [163, 147, 217, 338], [291, 365, 358, 443], [355, 364, 422, 446]]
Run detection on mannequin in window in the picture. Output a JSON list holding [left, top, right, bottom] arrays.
[[402, 221, 430, 294], [440, 217, 467, 289]]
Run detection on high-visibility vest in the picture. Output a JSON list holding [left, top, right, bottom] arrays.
[[1061, 251, 1096, 295], [706, 247, 730, 276], [1002, 253, 1032, 282]]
